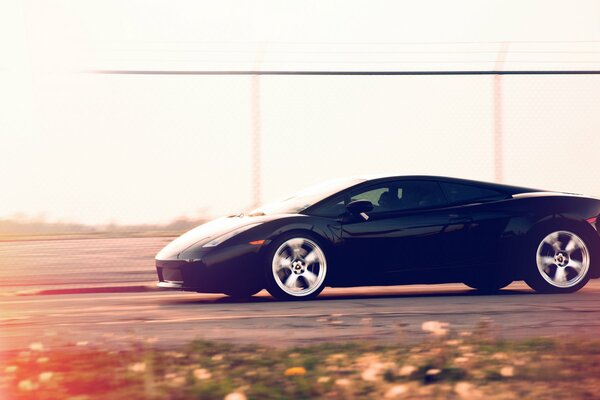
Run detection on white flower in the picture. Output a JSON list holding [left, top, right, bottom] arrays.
[[171, 376, 185, 386], [18, 379, 37, 391], [421, 321, 449, 336], [327, 353, 347, 362], [317, 376, 331, 383], [335, 378, 351, 386], [129, 362, 146, 373], [455, 382, 483, 399], [398, 365, 416, 376], [224, 392, 247, 400], [426, 368, 441, 376], [384, 385, 408, 398], [500, 366, 514, 377], [76, 341, 89, 347], [361, 362, 384, 382], [29, 342, 44, 351], [39, 372, 53, 382], [193, 368, 212, 380]]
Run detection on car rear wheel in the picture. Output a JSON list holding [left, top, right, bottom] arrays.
[[265, 235, 328, 301], [525, 229, 591, 293]]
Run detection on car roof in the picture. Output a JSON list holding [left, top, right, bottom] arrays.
[[354, 175, 542, 195]]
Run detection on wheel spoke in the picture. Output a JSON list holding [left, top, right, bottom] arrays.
[[275, 255, 292, 271], [565, 238, 577, 253], [302, 270, 318, 286], [287, 238, 304, 250], [537, 256, 555, 274], [538, 256, 555, 267], [287, 239, 305, 257], [284, 274, 299, 289], [544, 232, 561, 250], [304, 250, 319, 266], [568, 259, 583, 272], [554, 267, 567, 284]]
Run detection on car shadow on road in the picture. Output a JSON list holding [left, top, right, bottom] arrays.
[[163, 287, 535, 306]]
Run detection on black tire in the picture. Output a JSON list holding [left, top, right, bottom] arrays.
[[264, 232, 328, 301], [524, 226, 592, 294]]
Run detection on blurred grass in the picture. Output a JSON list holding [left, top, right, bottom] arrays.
[[2, 335, 600, 400]]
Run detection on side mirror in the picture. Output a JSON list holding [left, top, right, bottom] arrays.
[[346, 199, 374, 220]]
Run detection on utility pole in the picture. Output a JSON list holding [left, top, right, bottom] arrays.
[[250, 47, 265, 209], [250, 73, 261, 209], [493, 42, 509, 183]]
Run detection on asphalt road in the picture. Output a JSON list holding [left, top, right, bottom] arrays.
[[2, 236, 600, 351], [2, 282, 600, 351]]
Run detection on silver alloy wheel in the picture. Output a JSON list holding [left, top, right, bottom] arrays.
[[536, 230, 590, 288], [272, 238, 327, 297]]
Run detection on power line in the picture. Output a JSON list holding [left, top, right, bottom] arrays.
[[93, 39, 600, 45], [89, 69, 600, 75], [89, 49, 600, 54], [90, 59, 600, 64]]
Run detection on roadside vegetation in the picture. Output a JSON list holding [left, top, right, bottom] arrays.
[[0, 216, 208, 241], [2, 321, 600, 399]]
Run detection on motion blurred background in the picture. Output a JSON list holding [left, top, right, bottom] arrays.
[[1, 0, 600, 292]]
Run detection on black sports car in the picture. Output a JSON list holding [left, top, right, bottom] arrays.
[[155, 176, 600, 300]]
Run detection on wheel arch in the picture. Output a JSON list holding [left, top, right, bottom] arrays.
[[261, 228, 334, 260]]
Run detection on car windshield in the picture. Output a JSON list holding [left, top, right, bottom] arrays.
[[248, 177, 365, 216]]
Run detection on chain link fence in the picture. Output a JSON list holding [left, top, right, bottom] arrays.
[[1, 73, 599, 294]]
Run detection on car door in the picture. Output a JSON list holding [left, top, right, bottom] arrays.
[[339, 180, 469, 283], [438, 182, 512, 269]]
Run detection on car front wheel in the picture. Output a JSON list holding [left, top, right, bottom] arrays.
[[265, 235, 328, 301], [525, 229, 591, 293]]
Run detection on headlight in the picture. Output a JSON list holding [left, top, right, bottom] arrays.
[[202, 223, 262, 248]]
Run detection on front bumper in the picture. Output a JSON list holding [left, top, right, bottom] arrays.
[[157, 281, 186, 289], [156, 259, 224, 293], [155, 243, 266, 294]]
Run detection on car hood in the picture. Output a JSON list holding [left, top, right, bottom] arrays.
[[156, 214, 292, 260]]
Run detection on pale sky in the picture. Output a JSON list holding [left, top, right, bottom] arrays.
[[1, 1, 600, 224]]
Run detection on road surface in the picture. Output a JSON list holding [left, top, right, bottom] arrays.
[[1, 237, 600, 351], [2, 282, 600, 351]]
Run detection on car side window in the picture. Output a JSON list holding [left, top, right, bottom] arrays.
[[350, 180, 446, 214], [308, 180, 448, 217], [350, 187, 389, 206], [440, 182, 505, 204], [394, 181, 446, 211]]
